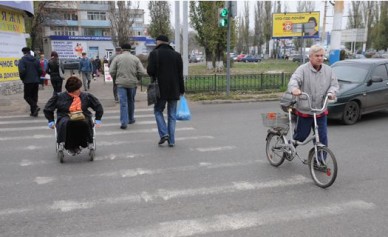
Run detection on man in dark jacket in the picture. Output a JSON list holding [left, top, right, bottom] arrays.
[[147, 35, 185, 147], [18, 47, 42, 117]]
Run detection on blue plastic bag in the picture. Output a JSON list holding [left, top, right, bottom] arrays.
[[176, 95, 191, 120]]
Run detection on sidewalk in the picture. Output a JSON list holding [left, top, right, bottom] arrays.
[[0, 71, 149, 116]]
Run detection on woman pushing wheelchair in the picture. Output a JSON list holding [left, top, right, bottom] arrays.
[[44, 76, 103, 157]]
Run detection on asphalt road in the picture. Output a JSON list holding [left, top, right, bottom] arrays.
[[0, 101, 387, 237]]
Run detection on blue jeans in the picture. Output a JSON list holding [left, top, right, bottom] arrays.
[[118, 87, 137, 126], [154, 99, 178, 145], [293, 115, 328, 146]]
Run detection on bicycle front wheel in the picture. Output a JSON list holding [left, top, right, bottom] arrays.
[[265, 133, 286, 167], [308, 147, 337, 188]]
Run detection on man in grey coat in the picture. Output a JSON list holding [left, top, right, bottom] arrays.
[[109, 43, 147, 129]]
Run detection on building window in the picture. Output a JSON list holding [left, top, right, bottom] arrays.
[[87, 12, 106, 20], [84, 28, 110, 37], [50, 26, 78, 36], [64, 13, 78, 21]]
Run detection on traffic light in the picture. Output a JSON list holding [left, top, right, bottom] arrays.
[[218, 8, 229, 27]]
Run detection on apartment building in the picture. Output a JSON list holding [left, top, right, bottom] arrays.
[[41, 1, 149, 60]]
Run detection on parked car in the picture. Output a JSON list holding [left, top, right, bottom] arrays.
[[62, 58, 80, 70], [328, 59, 388, 125], [292, 55, 309, 62], [235, 54, 246, 62], [189, 55, 199, 63], [240, 55, 261, 63]]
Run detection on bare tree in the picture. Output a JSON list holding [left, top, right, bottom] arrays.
[[108, 1, 136, 47], [242, 2, 250, 53], [253, 1, 265, 55]]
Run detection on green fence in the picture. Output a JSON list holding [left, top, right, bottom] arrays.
[[140, 73, 291, 93]]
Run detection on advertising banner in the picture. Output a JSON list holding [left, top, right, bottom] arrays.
[[0, 31, 26, 81], [103, 63, 112, 82], [52, 41, 88, 59], [272, 12, 320, 39], [0, 7, 25, 33]]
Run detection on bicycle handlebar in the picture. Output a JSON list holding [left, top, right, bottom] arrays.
[[298, 92, 332, 113]]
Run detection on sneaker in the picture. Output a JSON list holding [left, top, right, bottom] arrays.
[[168, 143, 175, 147], [128, 120, 136, 124], [158, 135, 169, 145]]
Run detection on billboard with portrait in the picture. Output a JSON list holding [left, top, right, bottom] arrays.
[[272, 12, 320, 39]]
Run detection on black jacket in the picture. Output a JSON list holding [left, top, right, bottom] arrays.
[[43, 91, 104, 123], [46, 58, 64, 81], [18, 54, 42, 84], [147, 43, 184, 100]]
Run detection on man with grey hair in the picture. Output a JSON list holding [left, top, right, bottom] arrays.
[[288, 44, 339, 148]]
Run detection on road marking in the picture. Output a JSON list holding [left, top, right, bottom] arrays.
[[0, 120, 158, 132], [0, 108, 153, 120], [0, 175, 311, 216], [97, 136, 214, 146], [34, 177, 55, 184], [194, 146, 236, 152], [0, 127, 195, 141], [47, 175, 310, 212], [75, 200, 375, 237]]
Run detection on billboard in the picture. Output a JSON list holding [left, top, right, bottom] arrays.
[[272, 12, 320, 39], [51, 41, 88, 59]]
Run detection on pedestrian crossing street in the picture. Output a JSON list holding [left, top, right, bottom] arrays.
[[0, 108, 377, 236]]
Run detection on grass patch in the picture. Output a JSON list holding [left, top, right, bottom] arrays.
[[186, 90, 281, 101]]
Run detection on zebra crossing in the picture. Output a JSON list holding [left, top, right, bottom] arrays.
[[0, 107, 379, 236]]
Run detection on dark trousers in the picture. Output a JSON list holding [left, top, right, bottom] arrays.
[[113, 80, 118, 101], [51, 79, 63, 95], [293, 115, 328, 146], [23, 83, 39, 114], [64, 120, 93, 150]]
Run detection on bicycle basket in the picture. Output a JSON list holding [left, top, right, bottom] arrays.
[[261, 112, 289, 129]]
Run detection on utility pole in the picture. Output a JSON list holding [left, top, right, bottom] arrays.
[[226, 1, 231, 96], [174, 1, 180, 53], [329, 0, 344, 65], [322, 0, 328, 45], [182, 1, 188, 77]]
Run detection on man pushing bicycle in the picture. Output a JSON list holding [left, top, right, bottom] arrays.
[[288, 45, 339, 147]]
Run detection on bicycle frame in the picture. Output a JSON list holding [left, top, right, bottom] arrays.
[[273, 93, 331, 165]]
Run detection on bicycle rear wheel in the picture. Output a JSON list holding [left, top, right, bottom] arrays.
[[308, 147, 337, 188], [265, 133, 286, 167]]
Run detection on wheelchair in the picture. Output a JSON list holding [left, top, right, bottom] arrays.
[[54, 119, 96, 163]]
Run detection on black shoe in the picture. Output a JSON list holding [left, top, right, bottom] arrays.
[[32, 107, 40, 117], [168, 143, 175, 147], [128, 120, 136, 124], [158, 135, 169, 145], [120, 125, 127, 129]]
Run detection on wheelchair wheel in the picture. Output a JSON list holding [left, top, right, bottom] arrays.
[[89, 149, 95, 161], [58, 150, 64, 163]]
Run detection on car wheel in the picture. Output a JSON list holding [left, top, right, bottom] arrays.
[[342, 101, 360, 125]]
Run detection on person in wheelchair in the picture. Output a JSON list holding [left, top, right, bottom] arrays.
[[44, 76, 103, 155]]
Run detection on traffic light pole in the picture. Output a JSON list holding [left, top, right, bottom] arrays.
[[226, 1, 231, 96]]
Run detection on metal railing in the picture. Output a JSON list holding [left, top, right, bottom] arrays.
[[140, 72, 291, 93]]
